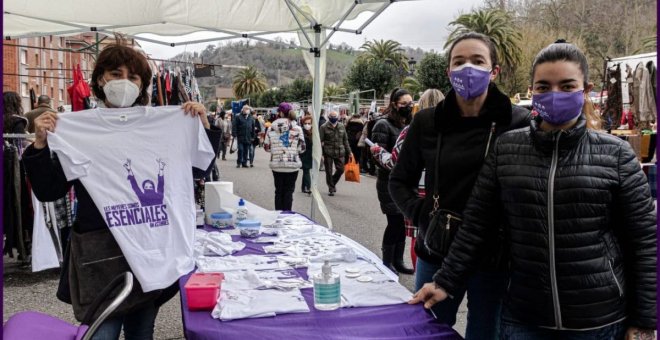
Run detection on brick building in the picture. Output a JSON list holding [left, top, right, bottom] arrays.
[[3, 34, 138, 113]]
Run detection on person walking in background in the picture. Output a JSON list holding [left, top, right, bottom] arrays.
[[300, 115, 314, 194], [371, 88, 415, 275], [345, 113, 365, 173], [25, 95, 54, 133], [319, 111, 351, 196], [247, 110, 262, 167], [232, 105, 256, 168], [389, 32, 530, 339], [264, 110, 306, 211], [411, 41, 656, 340], [216, 110, 232, 161]]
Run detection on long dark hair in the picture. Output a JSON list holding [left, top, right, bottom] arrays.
[[383, 88, 411, 127], [531, 41, 600, 129], [3, 91, 23, 133]]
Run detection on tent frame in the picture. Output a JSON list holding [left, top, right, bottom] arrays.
[[4, 0, 417, 228]]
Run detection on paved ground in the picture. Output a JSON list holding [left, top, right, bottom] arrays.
[[3, 147, 467, 339]]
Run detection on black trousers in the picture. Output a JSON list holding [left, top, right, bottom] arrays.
[[272, 171, 299, 211], [324, 156, 344, 191], [301, 167, 311, 191], [383, 213, 406, 245]]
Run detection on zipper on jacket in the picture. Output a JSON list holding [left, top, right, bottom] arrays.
[[484, 122, 497, 158], [547, 132, 563, 329], [81, 255, 124, 266], [608, 259, 623, 297]]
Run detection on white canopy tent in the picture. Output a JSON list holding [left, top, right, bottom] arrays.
[[4, 0, 417, 228]]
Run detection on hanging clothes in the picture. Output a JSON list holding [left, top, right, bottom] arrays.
[[603, 64, 623, 129], [635, 62, 657, 123], [67, 64, 91, 112]]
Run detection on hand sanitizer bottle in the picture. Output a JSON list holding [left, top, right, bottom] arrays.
[[313, 260, 341, 311], [236, 198, 248, 223]]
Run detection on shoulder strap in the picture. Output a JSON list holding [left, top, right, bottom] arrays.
[[431, 132, 442, 214]]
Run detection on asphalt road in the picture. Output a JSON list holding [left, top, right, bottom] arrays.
[[3, 147, 467, 339]]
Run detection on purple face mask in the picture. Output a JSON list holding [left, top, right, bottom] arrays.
[[532, 91, 584, 126], [449, 63, 492, 100]]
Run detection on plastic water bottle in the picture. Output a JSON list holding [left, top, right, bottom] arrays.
[[236, 198, 248, 223]]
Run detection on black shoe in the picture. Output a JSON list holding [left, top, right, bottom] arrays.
[[328, 192, 334, 196], [250, 164, 254, 167], [242, 164, 249, 168], [236, 164, 241, 168], [222, 157, 226, 161], [392, 242, 414, 275]]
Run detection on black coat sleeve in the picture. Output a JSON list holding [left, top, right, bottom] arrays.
[[615, 142, 657, 329], [433, 139, 501, 297], [22, 144, 73, 202], [193, 127, 223, 179], [388, 115, 425, 225]]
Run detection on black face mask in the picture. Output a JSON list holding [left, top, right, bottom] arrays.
[[398, 106, 412, 119]]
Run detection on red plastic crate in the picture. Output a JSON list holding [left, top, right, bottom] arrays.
[[185, 273, 224, 311]]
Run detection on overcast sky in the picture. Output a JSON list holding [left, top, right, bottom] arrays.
[[139, 0, 485, 59]]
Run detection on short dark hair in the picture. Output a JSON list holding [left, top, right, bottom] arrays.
[[447, 32, 499, 67], [37, 95, 51, 105], [531, 41, 589, 88], [91, 44, 152, 106]]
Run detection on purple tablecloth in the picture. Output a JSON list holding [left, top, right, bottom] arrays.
[[180, 222, 462, 340]]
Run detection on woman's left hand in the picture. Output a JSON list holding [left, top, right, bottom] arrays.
[[625, 327, 655, 340], [408, 282, 448, 309], [182, 102, 210, 129]]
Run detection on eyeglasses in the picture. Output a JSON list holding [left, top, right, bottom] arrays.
[[396, 102, 412, 107]]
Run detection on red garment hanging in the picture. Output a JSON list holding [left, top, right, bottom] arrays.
[[67, 64, 91, 111]]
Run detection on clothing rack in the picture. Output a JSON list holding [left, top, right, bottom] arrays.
[[4, 133, 36, 139]]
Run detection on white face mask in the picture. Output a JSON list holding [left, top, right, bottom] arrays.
[[102, 78, 140, 108], [303, 124, 312, 130]]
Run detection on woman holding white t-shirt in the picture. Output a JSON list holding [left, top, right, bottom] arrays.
[[24, 42, 221, 340]]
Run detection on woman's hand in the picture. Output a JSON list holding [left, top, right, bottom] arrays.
[[625, 327, 655, 340], [408, 282, 448, 309], [33, 111, 59, 149], [182, 102, 210, 129]]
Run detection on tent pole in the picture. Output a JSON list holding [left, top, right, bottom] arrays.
[[311, 26, 322, 222]]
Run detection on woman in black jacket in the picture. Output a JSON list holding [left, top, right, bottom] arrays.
[[411, 42, 656, 340], [372, 88, 414, 275], [300, 115, 313, 194], [389, 33, 530, 339]]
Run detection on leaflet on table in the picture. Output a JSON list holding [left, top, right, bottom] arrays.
[[221, 269, 312, 291], [307, 259, 413, 308], [212, 289, 310, 321]]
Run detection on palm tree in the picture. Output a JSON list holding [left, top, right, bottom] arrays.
[[401, 76, 422, 97], [445, 9, 522, 80], [360, 39, 409, 72], [232, 66, 268, 99], [324, 84, 347, 98]]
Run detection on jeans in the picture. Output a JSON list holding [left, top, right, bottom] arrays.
[[500, 321, 625, 340], [219, 139, 229, 159], [323, 156, 344, 191], [301, 167, 311, 191], [272, 171, 298, 211], [248, 144, 256, 164], [415, 257, 507, 340], [91, 304, 159, 340], [237, 142, 251, 166]]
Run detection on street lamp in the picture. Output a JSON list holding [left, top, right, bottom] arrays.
[[407, 57, 416, 75]]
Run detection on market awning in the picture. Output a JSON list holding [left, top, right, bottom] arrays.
[[4, 0, 417, 228]]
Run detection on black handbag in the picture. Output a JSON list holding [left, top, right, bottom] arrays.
[[424, 122, 496, 257]]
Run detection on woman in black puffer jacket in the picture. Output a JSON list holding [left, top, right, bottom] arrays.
[[371, 88, 414, 275], [412, 42, 656, 340]]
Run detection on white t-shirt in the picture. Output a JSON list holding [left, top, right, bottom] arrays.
[[48, 106, 214, 291]]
